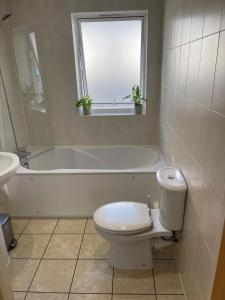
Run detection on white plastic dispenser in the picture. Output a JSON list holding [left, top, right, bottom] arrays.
[[156, 167, 187, 231]]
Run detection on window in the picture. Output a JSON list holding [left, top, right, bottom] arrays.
[[72, 11, 148, 115]]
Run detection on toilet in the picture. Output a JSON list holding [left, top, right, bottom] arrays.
[[94, 167, 187, 269]]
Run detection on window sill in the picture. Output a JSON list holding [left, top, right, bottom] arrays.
[[78, 104, 146, 117]]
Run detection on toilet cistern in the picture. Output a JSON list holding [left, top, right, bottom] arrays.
[[157, 167, 187, 232]]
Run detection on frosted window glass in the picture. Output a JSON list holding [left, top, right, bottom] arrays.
[[80, 20, 142, 104]]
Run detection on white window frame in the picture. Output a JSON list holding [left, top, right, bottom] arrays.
[[71, 10, 148, 116]]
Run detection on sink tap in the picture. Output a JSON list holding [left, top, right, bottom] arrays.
[[17, 147, 30, 168]]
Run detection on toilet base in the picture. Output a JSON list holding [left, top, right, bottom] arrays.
[[107, 239, 153, 270], [95, 209, 173, 270]]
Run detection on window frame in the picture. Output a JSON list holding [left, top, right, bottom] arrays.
[[71, 10, 148, 115]]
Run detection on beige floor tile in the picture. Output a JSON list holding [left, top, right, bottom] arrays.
[[14, 292, 26, 300], [30, 259, 76, 293], [154, 260, 183, 294], [24, 219, 58, 234], [14, 234, 21, 240], [153, 246, 175, 260], [26, 293, 68, 300], [85, 219, 97, 234], [113, 268, 155, 294], [79, 234, 109, 259], [71, 260, 113, 293], [11, 234, 51, 258], [54, 219, 87, 233], [8, 259, 40, 291], [44, 234, 82, 259], [157, 296, 185, 300], [69, 294, 111, 300], [12, 219, 29, 234], [113, 296, 156, 300]]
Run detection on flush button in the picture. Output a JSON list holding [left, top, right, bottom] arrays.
[[167, 175, 175, 180]]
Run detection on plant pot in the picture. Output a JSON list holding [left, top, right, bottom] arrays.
[[83, 107, 91, 115], [135, 104, 142, 115]]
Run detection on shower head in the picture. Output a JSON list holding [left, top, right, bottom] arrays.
[[0, 11, 12, 25]]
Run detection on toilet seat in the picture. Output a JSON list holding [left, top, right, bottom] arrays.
[[94, 202, 152, 235]]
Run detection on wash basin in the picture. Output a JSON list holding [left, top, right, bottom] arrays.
[[0, 152, 20, 187]]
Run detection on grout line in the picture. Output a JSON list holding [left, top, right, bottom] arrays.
[[20, 219, 31, 234], [210, 29, 222, 110], [111, 266, 114, 300], [11, 257, 108, 261], [10, 219, 31, 252], [67, 218, 88, 300], [19, 232, 96, 236], [11, 257, 176, 261], [165, 28, 225, 51], [152, 266, 157, 296], [17, 291, 69, 295], [109, 292, 162, 295], [178, 271, 187, 300], [14, 290, 185, 295], [155, 294, 185, 296], [23, 218, 59, 299]]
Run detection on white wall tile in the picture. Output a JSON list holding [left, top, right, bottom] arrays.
[[205, 110, 225, 195], [197, 33, 219, 107], [221, 1, 225, 30], [212, 31, 225, 115], [203, 0, 222, 36], [193, 234, 215, 300], [50, 0, 74, 23], [178, 43, 190, 94], [190, 0, 205, 41], [174, 0, 183, 47], [199, 175, 224, 256], [181, 0, 192, 44], [26, 0, 51, 24], [186, 39, 202, 101]]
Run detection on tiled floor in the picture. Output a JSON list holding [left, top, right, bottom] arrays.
[[10, 218, 185, 300]]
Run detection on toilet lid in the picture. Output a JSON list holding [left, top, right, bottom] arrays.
[[94, 202, 152, 235]]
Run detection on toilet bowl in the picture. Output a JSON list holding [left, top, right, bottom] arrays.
[[94, 167, 187, 270]]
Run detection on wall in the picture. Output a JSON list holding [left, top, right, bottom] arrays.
[[6, 0, 164, 146], [0, 0, 27, 151], [160, 0, 225, 299]]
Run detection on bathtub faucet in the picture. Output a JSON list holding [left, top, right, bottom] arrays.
[[17, 147, 30, 169]]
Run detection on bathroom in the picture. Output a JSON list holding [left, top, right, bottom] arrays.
[[0, 0, 225, 299]]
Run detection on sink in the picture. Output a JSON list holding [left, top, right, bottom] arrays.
[[0, 152, 20, 187]]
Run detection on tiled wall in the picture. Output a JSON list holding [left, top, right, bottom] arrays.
[[5, 0, 164, 146], [160, 0, 225, 299], [0, 0, 27, 151]]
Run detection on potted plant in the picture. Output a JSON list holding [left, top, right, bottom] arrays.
[[76, 95, 93, 115], [124, 84, 146, 114]]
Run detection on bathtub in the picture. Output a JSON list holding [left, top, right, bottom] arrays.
[[8, 146, 166, 217]]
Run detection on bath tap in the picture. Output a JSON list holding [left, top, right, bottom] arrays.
[[17, 147, 30, 168]]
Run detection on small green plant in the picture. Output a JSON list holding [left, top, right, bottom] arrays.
[[124, 84, 146, 106], [76, 95, 93, 115]]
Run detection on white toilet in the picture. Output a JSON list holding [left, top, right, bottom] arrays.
[[94, 167, 187, 269]]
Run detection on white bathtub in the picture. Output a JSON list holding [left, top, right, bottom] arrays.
[[8, 146, 166, 217]]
